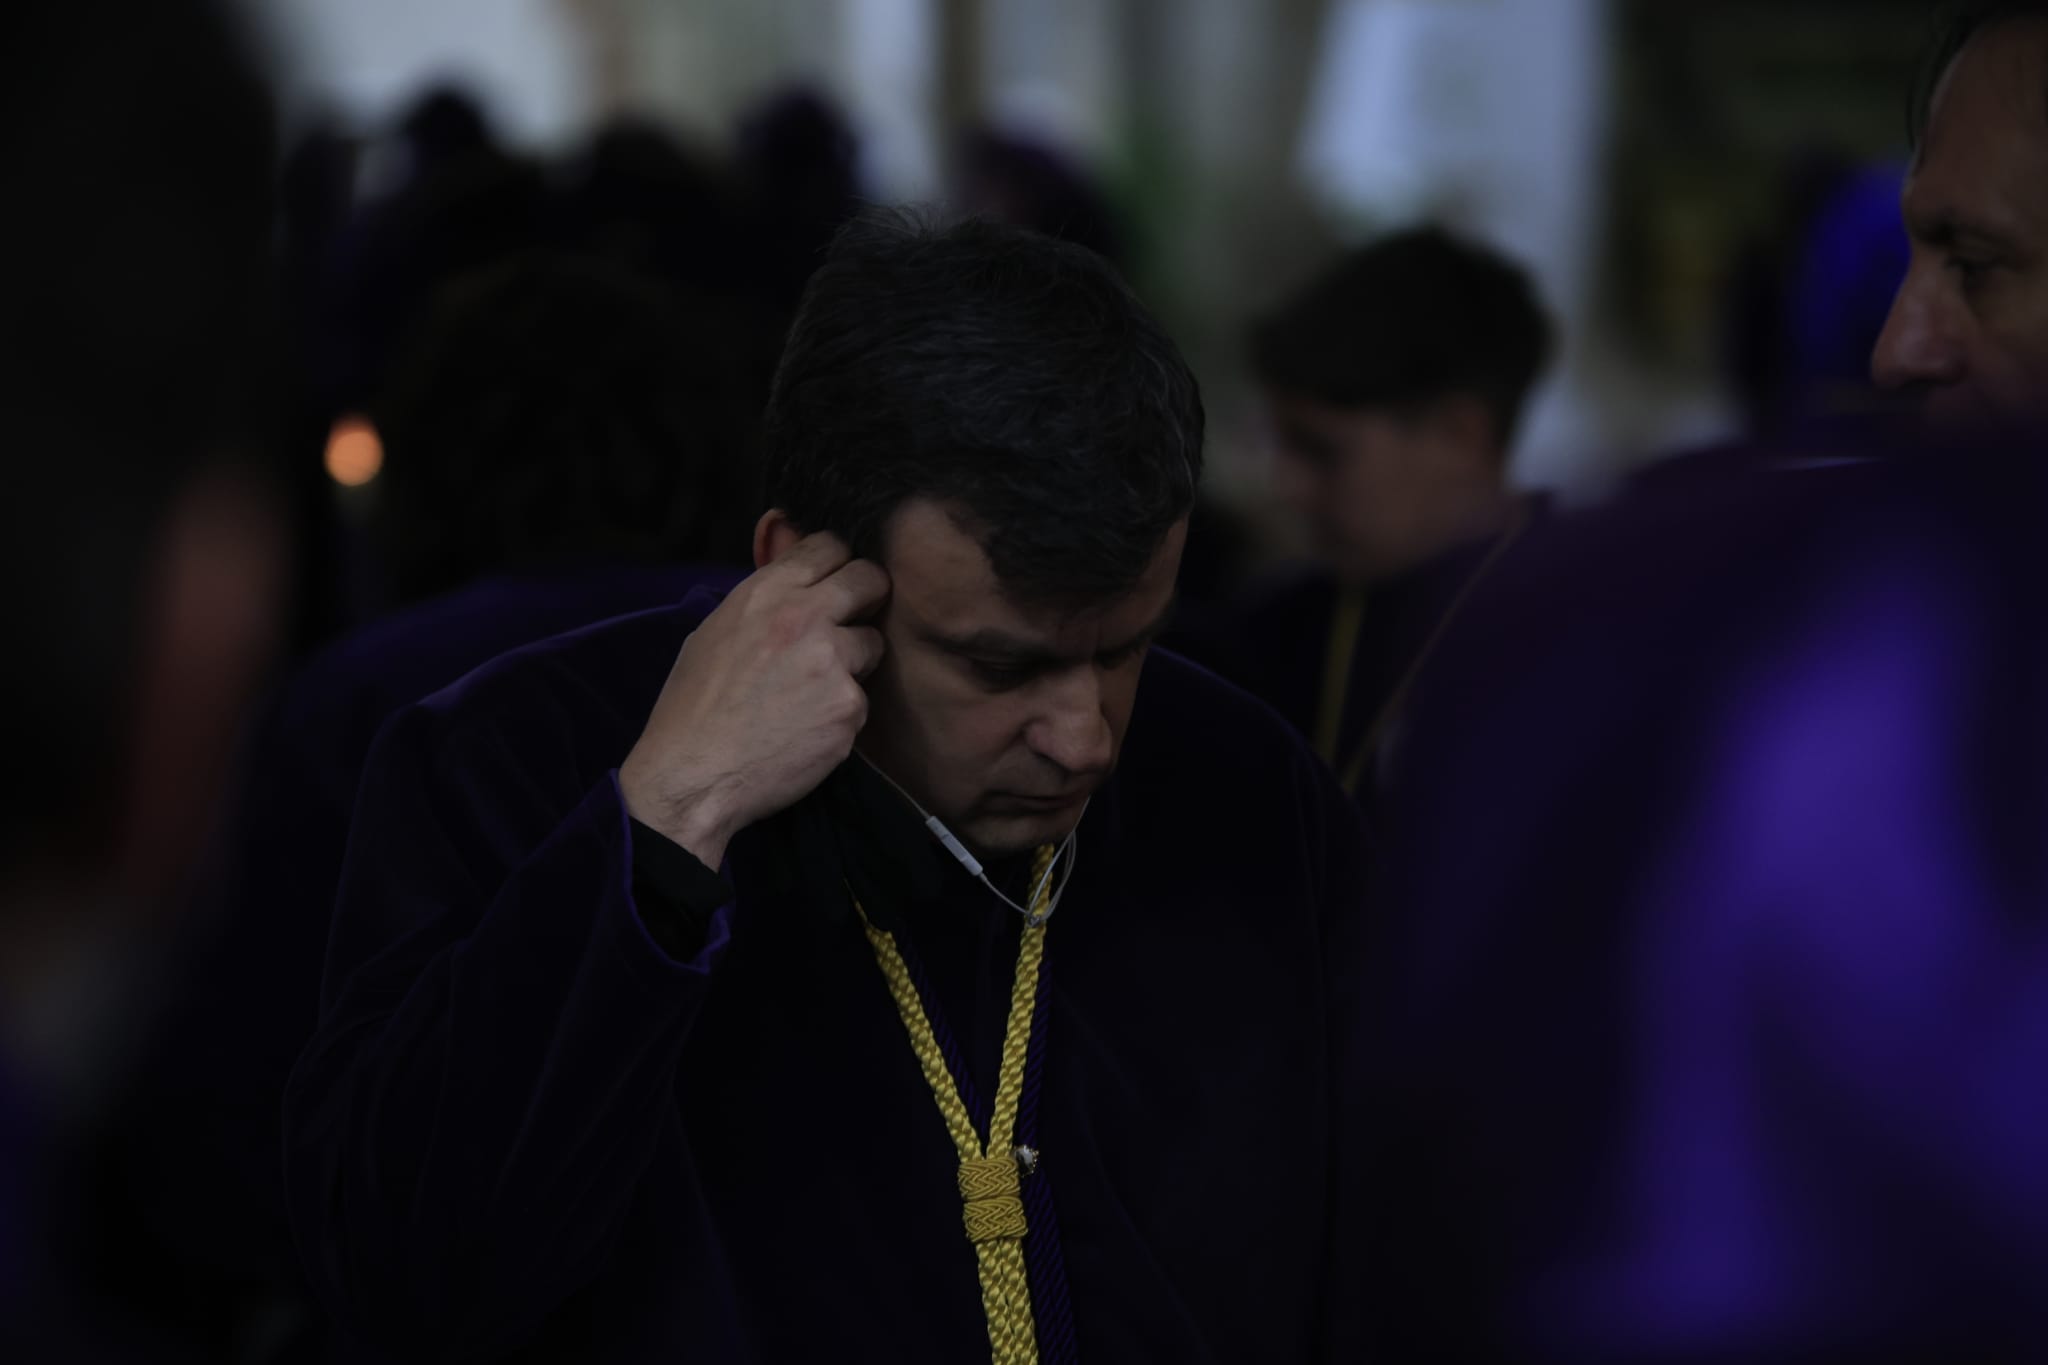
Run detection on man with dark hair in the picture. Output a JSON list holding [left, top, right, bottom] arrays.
[[285, 212, 1370, 1362], [1874, 0, 2048, 425], [1187, 227, 1553, 799]]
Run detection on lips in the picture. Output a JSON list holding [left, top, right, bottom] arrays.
[[994, 792, 1085, 811]]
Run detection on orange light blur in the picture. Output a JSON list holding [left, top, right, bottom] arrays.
[[324, 417, 384, 488]]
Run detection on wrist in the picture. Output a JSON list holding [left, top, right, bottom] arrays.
[[664, 795, 737, 871], [620, 757, 741, 869]]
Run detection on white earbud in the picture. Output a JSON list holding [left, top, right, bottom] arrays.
[[858, 754, 1084, 926]]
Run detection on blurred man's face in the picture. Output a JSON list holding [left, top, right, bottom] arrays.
[[856, 500, 1183, 859], [1873, 17, 2048, 427], [1267, 391, 1505, 585]]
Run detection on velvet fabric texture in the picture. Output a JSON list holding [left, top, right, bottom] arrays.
[[286, 589, 1373, 1362]]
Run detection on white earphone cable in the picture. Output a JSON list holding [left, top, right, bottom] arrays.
[[856, 752, 1084, 925]]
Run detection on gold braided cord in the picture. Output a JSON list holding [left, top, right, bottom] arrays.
[[855, 844, 1055, 1365]]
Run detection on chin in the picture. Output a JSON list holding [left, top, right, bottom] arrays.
[[958, 808, 1084, 861]]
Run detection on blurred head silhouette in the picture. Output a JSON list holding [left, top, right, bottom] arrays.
[[0, 0, 285, 1059], [954, 127, 1126, 269], [559, 118, 739, 294], [370, 251, 754, 605], [328, 89, 547, 419], [1874, 2, 2048, 428], [1250, 227, 1552, 585], [733, 88, 864, 314], [397, 85, 494, 175]]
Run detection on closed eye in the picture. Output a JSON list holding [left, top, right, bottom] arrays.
[[968, 658, 1040, 691], [1096, 640, 1152, 670], [1948, 254, 1996, 283]]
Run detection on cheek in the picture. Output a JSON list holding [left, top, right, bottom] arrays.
[[925, 701, 1039, 803], [1979, 273, 2048, 360], [960, 698, 1034, 762], [1099, 664, 1148, 745], [1998, 298, 2048, 391], [890, 661, 1031, 766]]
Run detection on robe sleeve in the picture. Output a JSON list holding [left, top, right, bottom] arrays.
[[282, 697, 733, 1360]]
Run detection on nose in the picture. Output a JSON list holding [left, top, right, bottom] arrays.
[[1028, 668, 1115, 779], [1871, 264, 1967, 393]]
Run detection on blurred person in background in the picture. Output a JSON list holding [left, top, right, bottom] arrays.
[[1177, 227, 1553, 806], [394, 87, 496, 179], [291, 87, 552, 638], [1358, 4, 2048, 1357], [556, 116, 793, 438], [1362, 408, 2048, 1365], [322, 89, 552, 440], [275, 119, 365, 657], [369, 251, 753, 601], [284, 212, 1371, 1362], [0, 0, 284, 1352], [557, 118, 740, 301], [732, 88, 864, 321], [1874, 0, 2048, 428], [953, 126, 1127, 269], [76, 251, 753, 1362]]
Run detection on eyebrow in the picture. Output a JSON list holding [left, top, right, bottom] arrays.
[[921, 595, 1180, 668], [1903, 204, 2028, 255]]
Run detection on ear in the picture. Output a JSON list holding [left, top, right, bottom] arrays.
[[752, 508, 805, 569]]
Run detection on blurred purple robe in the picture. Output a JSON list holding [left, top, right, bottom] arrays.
[[1365, 439, 2048, 1361]]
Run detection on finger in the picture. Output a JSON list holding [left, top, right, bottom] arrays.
[[764, 530, 853, 586], [817, 558, 891, 622], [833, 624, 886, 677]]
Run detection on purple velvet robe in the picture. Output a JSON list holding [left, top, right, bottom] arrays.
[[284, 590, 1373, 1361]]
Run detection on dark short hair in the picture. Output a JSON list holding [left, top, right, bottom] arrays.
[[372, 251, 753, 604], [1910, 1, 2048, 146], [1249, 226, 1553, 456], [763, 209, 1204, 604]]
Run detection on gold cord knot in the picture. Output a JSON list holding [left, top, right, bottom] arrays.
[[854, 843, 1057, 1362], [958, 1155, 1029, 1244]]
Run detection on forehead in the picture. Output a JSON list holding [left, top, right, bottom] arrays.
[[1909, 19, 2048, 236], [879, 498, 1183, 644]]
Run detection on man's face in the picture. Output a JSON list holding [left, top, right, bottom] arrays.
[[857, 499, 1184, 859], [1874, 17, 2048, 427], [1266, 391, 1503, 585]]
